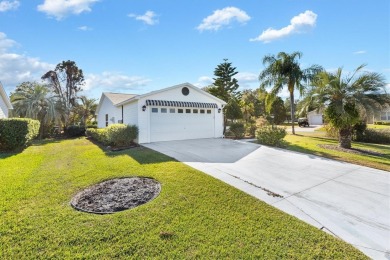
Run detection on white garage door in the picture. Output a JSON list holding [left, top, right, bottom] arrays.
[[150, 107, 215, 142], [309, 115, 323, 125]]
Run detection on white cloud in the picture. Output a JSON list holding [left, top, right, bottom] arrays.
[[0, 0, 19, 11], [353, 50, 366, 55], [84, 72, 152, 97], [250, 10, 317, 43], [236, 72, 258, 83], [384, 83, 390, 93], [37, 0, 98, 20], [193, 76, 213, 88], [0, 32, 17, 52], [128, 10, 158, 25], [197, 6, 250, 31], [236, 72, 259, 89], [78, 25, 92, 31], [0, 32, 53, 93]]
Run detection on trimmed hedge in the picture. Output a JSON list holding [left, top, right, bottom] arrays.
[[86, 124, 138, 146], [256, 126, 287, 147], [66, 125, 86, 137], [355, 129, 390, 144], [374, 121, 390, 126], [86, 128, 108, 145], [0, 118, 40, 151], [106, 124, 138, 146]]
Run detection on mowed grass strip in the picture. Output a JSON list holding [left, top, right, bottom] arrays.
[[0, 138, 367, 259], [284, 134, 390, 171]]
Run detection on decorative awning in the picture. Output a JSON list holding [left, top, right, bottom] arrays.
[[145, 99, 218, 108]]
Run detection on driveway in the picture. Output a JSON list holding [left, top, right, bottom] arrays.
[[144, 138, 390, 259]]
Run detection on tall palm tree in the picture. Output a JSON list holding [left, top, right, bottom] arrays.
[[11, 82, 59, 138], [310, 65, 389, 148], [259, 51, 322, 134]]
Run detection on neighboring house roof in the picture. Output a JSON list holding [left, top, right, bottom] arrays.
[[116, 82, 227, 107], [0, 81, 13, 109]]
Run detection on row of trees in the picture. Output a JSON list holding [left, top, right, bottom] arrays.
[[11, 61, 97, 138], [9, 54, 389, 148], [207, 53, 389, 148]]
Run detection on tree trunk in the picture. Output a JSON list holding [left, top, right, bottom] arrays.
[[339, 128, 352, 149], [290, 91, 295, 135]]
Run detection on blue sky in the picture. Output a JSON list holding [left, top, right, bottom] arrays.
[[1, 0, 389, 100]]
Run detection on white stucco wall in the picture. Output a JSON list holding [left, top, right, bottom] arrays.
[[0, 95, 8, 119], [97, 96, 122, 128], [136, 85, 225, 143], [123, 101, 138, 125]]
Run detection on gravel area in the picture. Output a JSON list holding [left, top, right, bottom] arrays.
[[71, 177, 161, 214]]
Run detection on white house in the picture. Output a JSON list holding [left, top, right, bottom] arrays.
[[307, 110, 323, 125], [0, 82, 13, 119], [96, 83, 226, 143]]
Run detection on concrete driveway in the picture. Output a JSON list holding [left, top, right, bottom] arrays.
[[144, 138, 390, 259]]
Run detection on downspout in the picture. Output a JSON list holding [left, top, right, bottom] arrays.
[[122, 105, 124, 123]]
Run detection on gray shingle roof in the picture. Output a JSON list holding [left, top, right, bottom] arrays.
[[104, 92, 137, 105]]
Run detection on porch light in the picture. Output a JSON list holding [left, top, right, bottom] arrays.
[[142, 105, 146, 111]]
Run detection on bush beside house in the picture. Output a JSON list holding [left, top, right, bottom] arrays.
[[86, 124, 138, 147], [0, 118, 40, 151]]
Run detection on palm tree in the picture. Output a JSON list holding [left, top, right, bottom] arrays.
[[11, 82, 59, 138], [310, 65, 389, 148], [259, 51, 322, 134], [73, 96, 98, 126]]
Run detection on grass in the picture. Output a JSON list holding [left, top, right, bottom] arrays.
[[284, 133, 390, 171], [0, 138, 367, 259], [367, 124, 390, 130]]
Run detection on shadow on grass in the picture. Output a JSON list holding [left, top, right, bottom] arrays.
[[0, 151, 18, 159], [85, 138, 175, 165], [0, 138, 63, 159]]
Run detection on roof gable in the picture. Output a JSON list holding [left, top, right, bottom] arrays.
[[116, 83, 226, 106], [104, 92, 137, 105], [96, 92, 137, 115]]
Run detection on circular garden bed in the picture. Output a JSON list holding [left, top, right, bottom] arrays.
[[70, 177, 161, 214]]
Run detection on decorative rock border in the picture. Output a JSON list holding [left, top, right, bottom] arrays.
[[70, 177, 161, 214]]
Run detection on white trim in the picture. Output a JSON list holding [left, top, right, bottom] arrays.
[[116, 83, 226, 107], [0, 82, 13, 109]]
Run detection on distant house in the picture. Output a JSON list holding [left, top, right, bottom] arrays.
[[307, 110, 323, 125], [366, 106, 390, 123], [0, 82, 13, 119], [96, 83, 226, 143]]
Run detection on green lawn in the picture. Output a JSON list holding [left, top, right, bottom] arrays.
[[284, 134, 390, 171], [0, 138, 366, 259], [367, 124, 390, 130]]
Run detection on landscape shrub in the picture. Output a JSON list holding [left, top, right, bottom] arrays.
[[323, 124, 339, 138], [374, 121, 390, 126], [352, 121, 367, 141], [229, 122, 245, 139], [256, 125, 287, 147], [0, 118, 40, 151], [245, 123, 257, 137], [106, 124, 139, 146], [255, 116, 269, 128], [86, 128, 108, 145], [66, 125, 86, 137], [355, 129, 390, 144]]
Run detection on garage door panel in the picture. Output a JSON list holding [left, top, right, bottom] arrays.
[[150, 108, 215, 142]]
